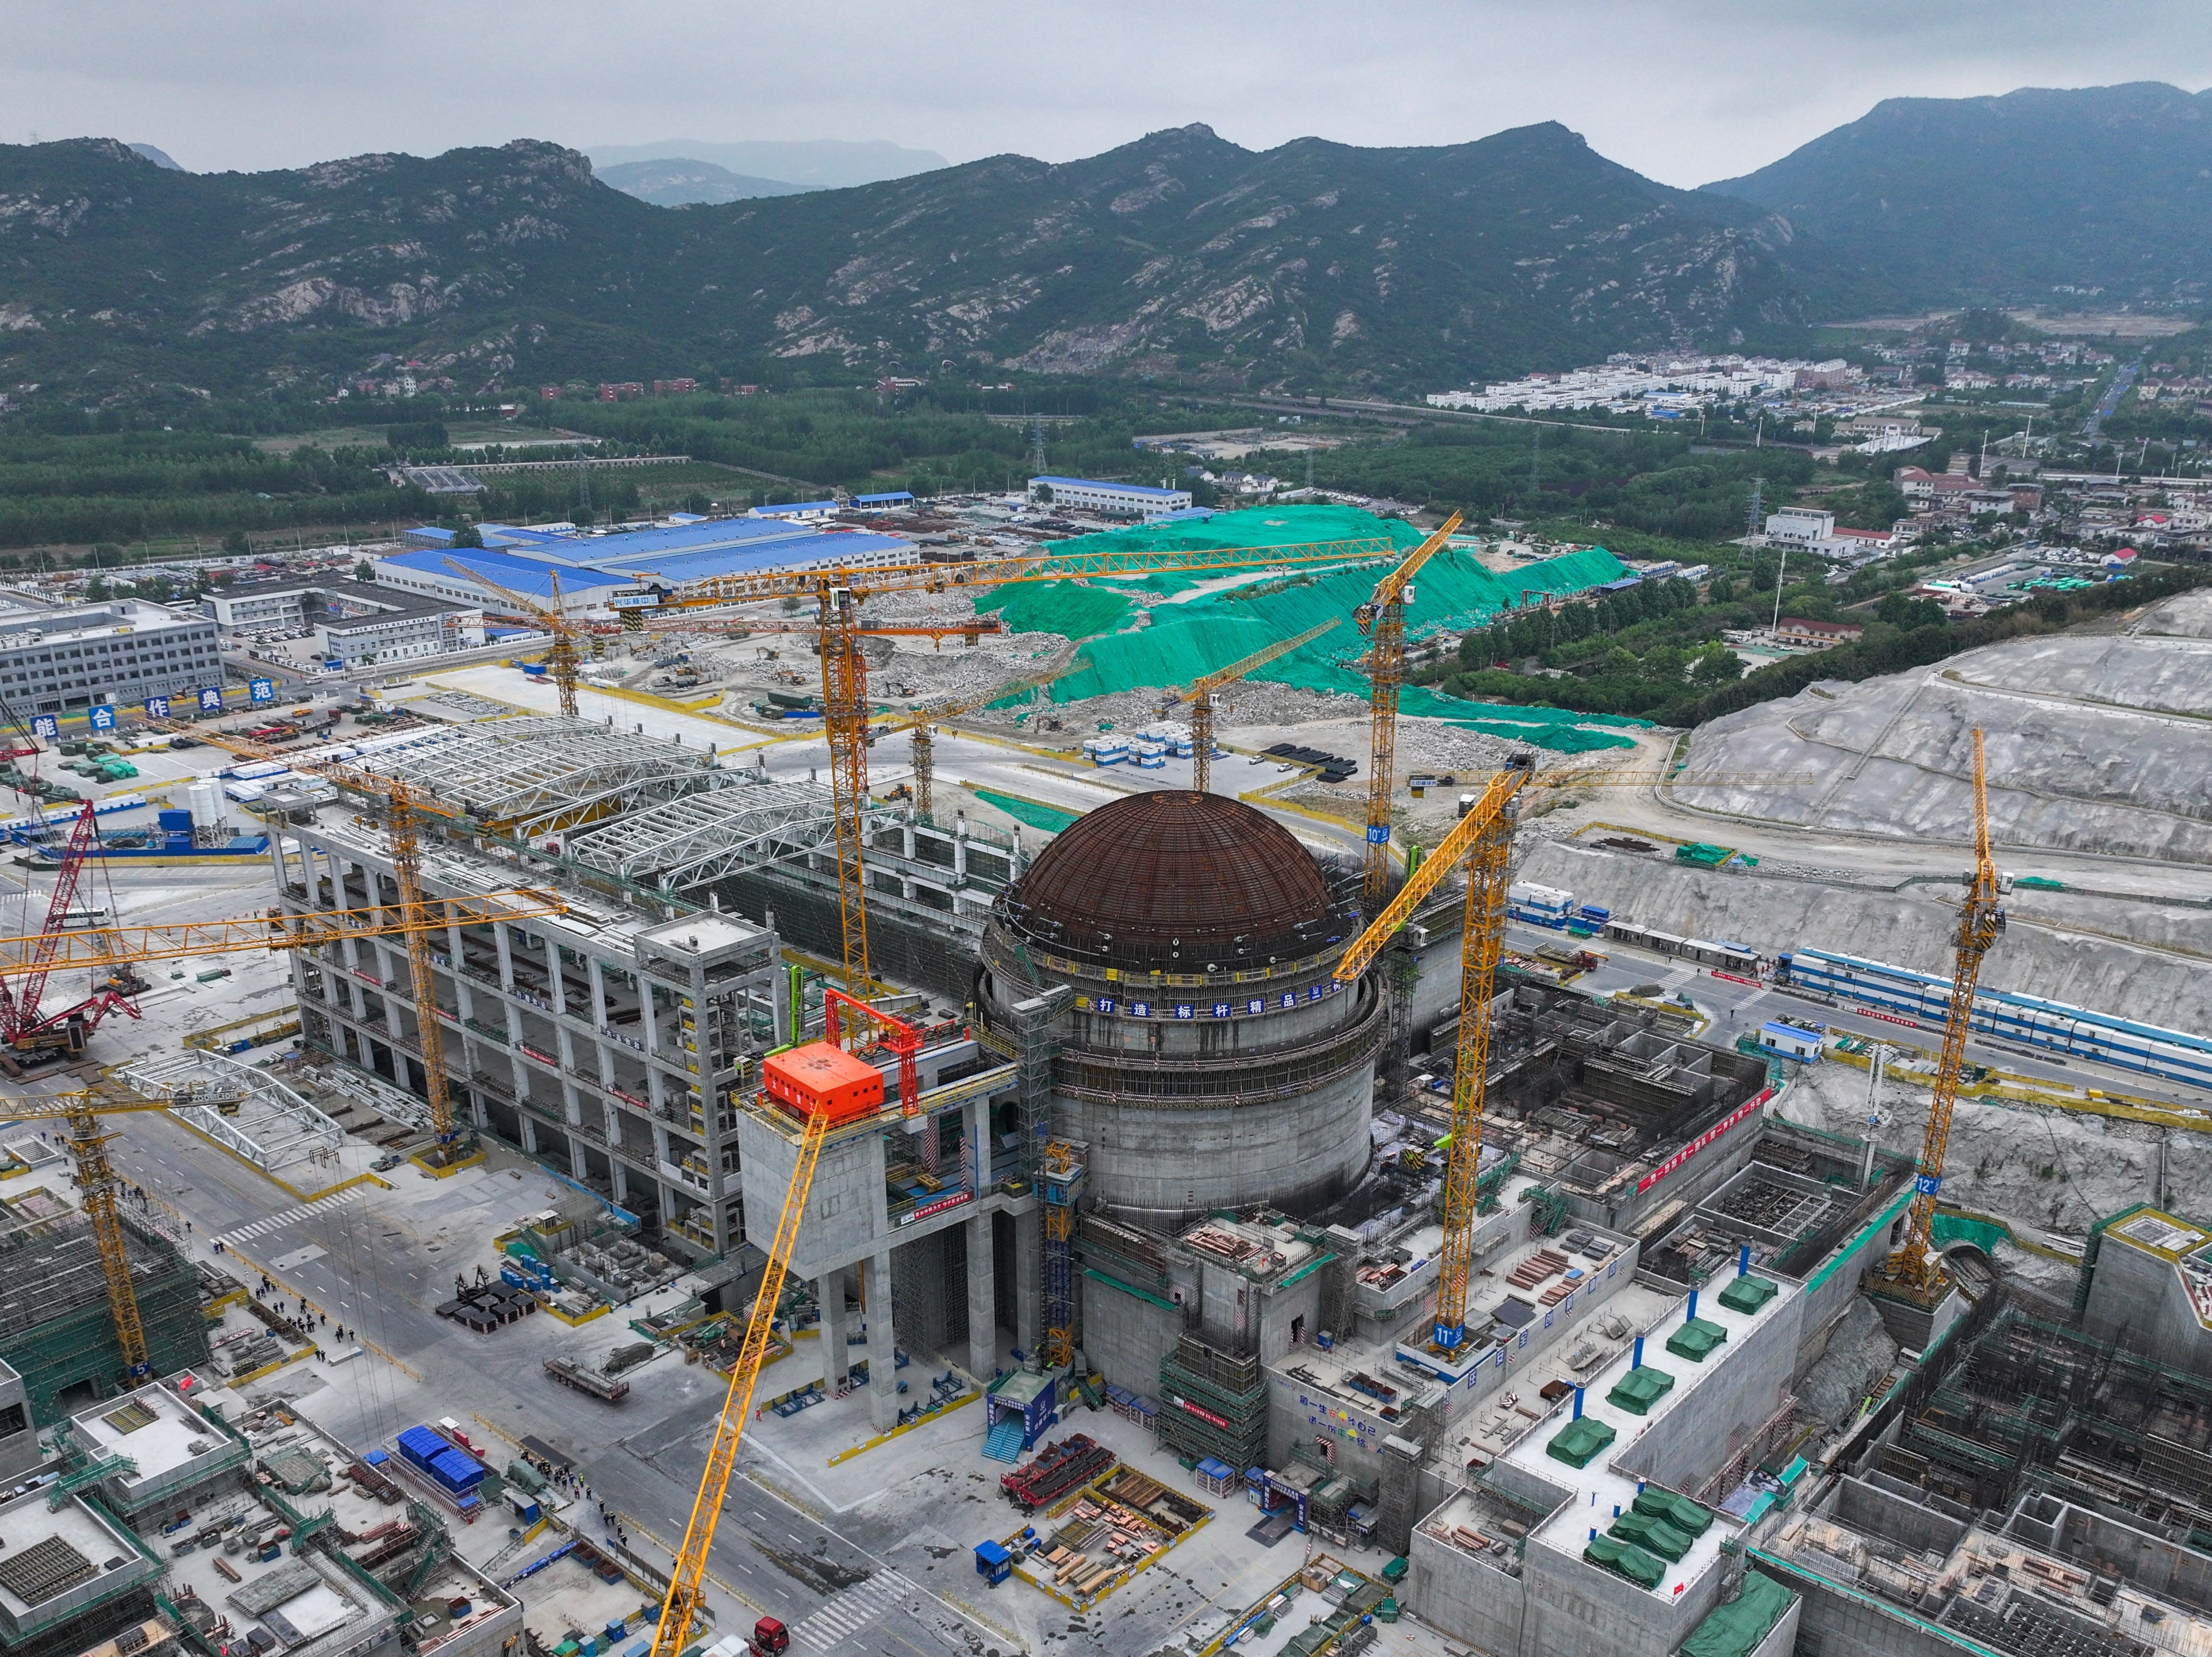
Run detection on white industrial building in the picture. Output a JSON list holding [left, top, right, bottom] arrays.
[[1028, 476, 1192, 518]]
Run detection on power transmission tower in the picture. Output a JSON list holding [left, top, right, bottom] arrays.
[[1529, 426, 1541, 499], [1744, 475, 1765, 539], [1029, 418, 1046, 476]]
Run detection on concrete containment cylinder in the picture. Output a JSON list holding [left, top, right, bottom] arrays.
[[977, 791, 1381, 1229]]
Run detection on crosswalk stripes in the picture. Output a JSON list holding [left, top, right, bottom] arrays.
[[215, 1187, 366, 1248], [790, 1570, 919, 1652]]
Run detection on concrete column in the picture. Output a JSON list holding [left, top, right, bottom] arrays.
[[1013, 1206, 1043, 1355], [965, 1094, 991, 1195], [965, 1212, 997, 1383], [818, 1266, 849, 1392], [864, 1251, 898, 1432], [952, 815, 968, 882]]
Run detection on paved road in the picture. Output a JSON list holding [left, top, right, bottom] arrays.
[[90, 1113, 996, 1657], [2082, 361, 2142, 440]]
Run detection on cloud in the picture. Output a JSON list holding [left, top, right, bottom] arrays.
[[8, 0, 2208, 184]]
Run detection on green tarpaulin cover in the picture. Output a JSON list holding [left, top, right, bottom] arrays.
[[1667, 1316, 1730, 1362], [1608, 1511, 1694, 1562], [1546, 1416, 1618, 1469], [1606, 1364, 1677, 1415], [1717, 1274, 1780, 1315], [973, 506, 1648, 753], [1633, 1488, 1714, 1536], [1679, 1573, 1794, 1657], [968, 787, 1081, 835], [1583, 1534, 1666, 1588]]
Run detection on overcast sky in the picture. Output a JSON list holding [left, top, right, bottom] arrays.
[[12, 0, 2209, 187]]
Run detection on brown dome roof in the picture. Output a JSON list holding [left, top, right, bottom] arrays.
[[1004, 791, 1345, 969]]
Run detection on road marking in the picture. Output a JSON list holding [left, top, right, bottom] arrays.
[[215, 1188, 365, 1247], [790, 1571, 917, 1651]]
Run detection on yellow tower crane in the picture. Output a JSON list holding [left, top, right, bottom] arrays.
[[621, 529, 1400, 992], [1354, 512, 1462, 915], [898, 647, 1087, 821], [0, 1086, 243, 1381], [0, 890, 565, 983], [649, 1102, 831, 1657], [1333, 763, 1812, 1353], [145, 719, 556, 1167], [1164, 617, 1340, 794], [1878, 728, 2005, 1301], [445, 561, 584, 717]]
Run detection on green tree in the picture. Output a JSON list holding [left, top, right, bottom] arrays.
[[1690, 644, 1744, 685], [451, 522, 485, 549], [1875, 591, 1947, 630], [353, 558, 376, 583], [84, 575, 111, 601], [222, 529, 250, 555]]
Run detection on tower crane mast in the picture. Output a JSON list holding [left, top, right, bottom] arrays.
[[1164, 617, 1339, 793], [629, 531, 1399, 992], [1355, 512, 1462, 914], [144, 718, 527, 1166], [446, 562, 583, 717], [896, 647, 1085, 821], [1335, 763, 1812, 1353], [1881, 729, 2005, 1298]]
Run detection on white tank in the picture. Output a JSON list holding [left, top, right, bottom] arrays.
[[184, 778, 225, 829]]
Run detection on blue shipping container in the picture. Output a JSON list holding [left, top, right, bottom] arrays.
[[430, 1446, 487, 1491], [396, 1425, 448, 1470]]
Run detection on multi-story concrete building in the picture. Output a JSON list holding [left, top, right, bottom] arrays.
[[0, 598, 223, 715], [205, 582, 485, 667]]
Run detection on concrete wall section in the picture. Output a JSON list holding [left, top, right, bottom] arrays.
[[1521, 1532, 1719, 1657], [1617, 1280, 1798, 1497], [1409, 1523, 1527, 1656], [1080, 1270, 1182, 1400], [1063, 1062, 1374, 1227]]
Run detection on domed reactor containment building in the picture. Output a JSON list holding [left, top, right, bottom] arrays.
[[978, 791, 1383, 1226]]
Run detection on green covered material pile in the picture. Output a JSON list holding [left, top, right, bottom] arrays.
[[1717, 1273, 1780, 1315], [1609, 1511, 1694, 1563], [1634, 1488, 1714, 1536], [1667, 1316, 1730, 1362], [975, 506, 1647, 752], [1679, 1573, 1794, 1657], [1546, 1415, 1618, 1469], [1606, 1364, 1677, 1415], [1583, 1534, 1666, 1588]]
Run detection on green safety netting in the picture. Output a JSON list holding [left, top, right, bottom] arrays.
[[1583, 1534, 1666, 1589], [1609, 1511, 1694, 1563], [973, 506, 1648, 753], [1667, 1316, 1730, 1362], [1633, 1488, 1714, 1536], [1718, 1274, 1780, 1315], [978, 580, 1133, 641], [1546, 1416, 1618, 1469], [1679, 1572, 1793, 1657], [1607, 1364, 1677, 1415], [1931, 1211, 2010, 1255], [968, 787, 1081, 835]]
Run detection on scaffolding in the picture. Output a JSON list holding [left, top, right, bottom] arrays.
[[1158, 1335, 1269, 1474], [0, 1207, 208, 1421]]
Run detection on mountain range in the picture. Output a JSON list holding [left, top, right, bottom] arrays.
[[1, 83, 2205, 408], [1705, 81, 2212, 311]]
